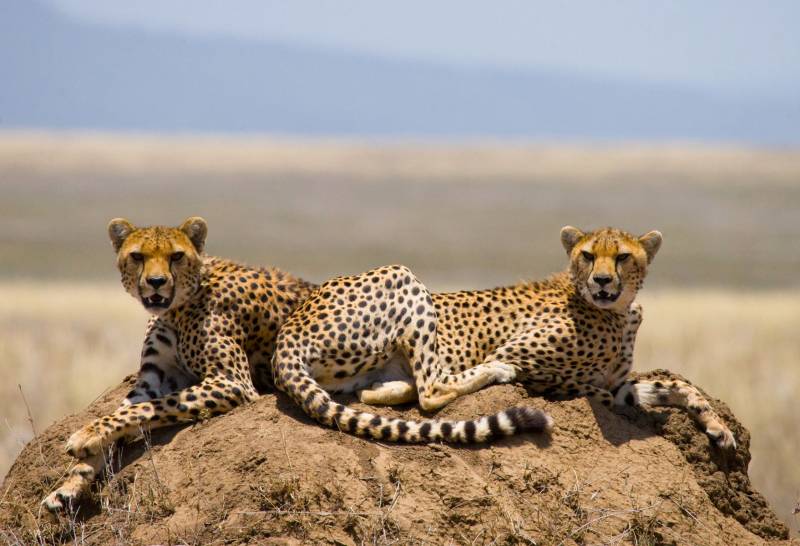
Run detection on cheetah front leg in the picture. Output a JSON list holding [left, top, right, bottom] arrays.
[[63, 374, 256, 457], [41, 453, 106, 513], [122, 319, 196, 405], [607, 304, 735, 449], [612, 378, 736, 448], [603, 302, 642, 389], [44, 338, 258, 512], [479, 332, 622, 409], [44, 319, 194, 512]]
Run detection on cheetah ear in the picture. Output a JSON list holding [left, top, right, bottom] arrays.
[[179, 216, 208, 253], [108, 218, 135, 253], [638, 230, 663, 263], [560, 226, 584, 254]]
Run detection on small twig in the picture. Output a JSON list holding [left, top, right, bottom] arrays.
[[17, 384, 46, 465], [139, 424, 166, 491], [17, 384, 38, 437]]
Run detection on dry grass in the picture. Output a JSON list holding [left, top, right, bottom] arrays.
[[0, 282, 798, 534]]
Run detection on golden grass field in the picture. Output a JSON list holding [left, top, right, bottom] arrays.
[[0, 132, 798, 532]]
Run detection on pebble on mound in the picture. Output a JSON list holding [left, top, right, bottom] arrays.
[[1, 371, 794, 546]]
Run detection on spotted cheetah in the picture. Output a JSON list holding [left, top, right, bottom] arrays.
[[43, 217, 551, 512], [273, 263, 553, 444], [273, 226, 734, 449], [43, 217, 317, 511]]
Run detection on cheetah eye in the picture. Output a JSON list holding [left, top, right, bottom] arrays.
[[581, 251, 594, 262], [170, 251, 185, 263], [130, 252, 144, 262], [616, 253, 631, 263]]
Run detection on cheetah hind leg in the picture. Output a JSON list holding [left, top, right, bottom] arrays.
[[357, 356, 418, 406], [358, 379, 417, 406]]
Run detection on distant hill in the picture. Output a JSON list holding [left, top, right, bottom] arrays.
[[1, 0, 798, 143]]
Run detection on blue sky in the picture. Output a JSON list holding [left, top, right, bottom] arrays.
[[47, 0, 800, 101], [3, 1, 797, 141]]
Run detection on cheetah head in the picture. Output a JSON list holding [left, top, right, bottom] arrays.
[[560, 226, 662, 312], [107, 217, 207, 316]]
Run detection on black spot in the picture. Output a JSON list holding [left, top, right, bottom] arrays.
[[397, 421, 409, 439], [487, 414, 502, 439], [441, 422, 453, 438], [464, 420, 476, 442], [419, 422, 431, 440]]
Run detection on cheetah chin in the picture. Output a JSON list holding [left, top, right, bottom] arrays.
[[142, 293, 172, 309], [591, 290, 619, 304]]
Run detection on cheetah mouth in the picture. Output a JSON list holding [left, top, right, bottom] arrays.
[[142, 294, 172, 309], [592, 290, 620, 304]]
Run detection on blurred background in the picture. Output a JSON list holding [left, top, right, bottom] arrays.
[[1, 0, 798, 532]]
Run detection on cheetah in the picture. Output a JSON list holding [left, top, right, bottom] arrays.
[[43, 217, 551, 512], [43, 217, 317, 511], [272, 263, 553, 444], [272, 226, 735, 449]]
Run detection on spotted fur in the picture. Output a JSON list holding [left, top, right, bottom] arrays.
[[43, 217, 316, 512], [434, 226, 734, 449], [274, 226, 734, 450], [273, 264, 553, 444]]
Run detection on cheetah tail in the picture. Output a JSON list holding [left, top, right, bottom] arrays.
[[278, 365, 553, 443]]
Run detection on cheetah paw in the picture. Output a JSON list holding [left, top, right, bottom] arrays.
[[65, 425, 106, 458], [42, 487, 78, 513], [707, 423, 736, 450]]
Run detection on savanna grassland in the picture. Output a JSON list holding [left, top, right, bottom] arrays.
[[0, 132, 798, 532]]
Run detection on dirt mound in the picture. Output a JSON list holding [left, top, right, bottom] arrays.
[[1, 371, 794, 545]]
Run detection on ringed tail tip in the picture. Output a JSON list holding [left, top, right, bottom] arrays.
[[507, 406, 554, 434]]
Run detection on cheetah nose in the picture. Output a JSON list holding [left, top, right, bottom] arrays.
[[593, 274, 612, 287], [146, 276, 168, 289]]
